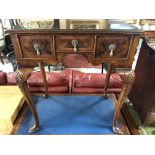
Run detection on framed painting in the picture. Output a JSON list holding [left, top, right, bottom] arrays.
[[66, 19, 108, 29]]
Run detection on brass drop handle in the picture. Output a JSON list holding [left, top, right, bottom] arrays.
[[33, 43, 42, 55], [109, 44, 116, 57], [71, 40, 78, 53]]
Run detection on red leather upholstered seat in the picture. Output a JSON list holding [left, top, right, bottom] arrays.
[[27, 70, 71, 87], [27, 69, 72, 93], [6, 72, 16, 85], [1, 69, 123, 94], [72, 70, 122, 93], [5, 70, 72, 93]]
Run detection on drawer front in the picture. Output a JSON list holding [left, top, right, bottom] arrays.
[[18, 35, 54, 58], [55, 35, 95, 52], [95, 35, 132, 59]]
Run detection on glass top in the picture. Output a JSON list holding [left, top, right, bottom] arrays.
[[11, 19, 140, 30]]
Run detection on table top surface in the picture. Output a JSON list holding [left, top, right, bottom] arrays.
[[7, 20, 144, 34], [0, 86, 23, 118], [0, 86, 22, 95]]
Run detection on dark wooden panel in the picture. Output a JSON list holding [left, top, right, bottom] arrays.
[[18, 34, 54, 58], [128, 37, 155, 125], [95, 35, 132, 59], [55, 35, 95, 52], [9, 30, 142, 68]]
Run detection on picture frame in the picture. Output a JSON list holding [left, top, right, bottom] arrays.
[[140, 19, 155, 25], [120, 19, 137, 24], [66, 19, 108, 29]]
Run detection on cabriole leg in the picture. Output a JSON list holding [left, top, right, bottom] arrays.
[[113, 71, 135, 134], [16, 69, 39, 133]]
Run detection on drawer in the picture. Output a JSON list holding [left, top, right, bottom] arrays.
[[18, 35, 54, 58], [95, 35, 132, 59], [55, 35, 95, 52]]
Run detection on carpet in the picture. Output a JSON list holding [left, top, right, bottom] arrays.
[[124, 102, 155, 135], [142, 123, 155, 135], [16, 96, 120, 135]]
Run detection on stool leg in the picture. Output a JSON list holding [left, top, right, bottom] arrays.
[[103, 63, 113, 99], [38, 62, 48, 98]]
